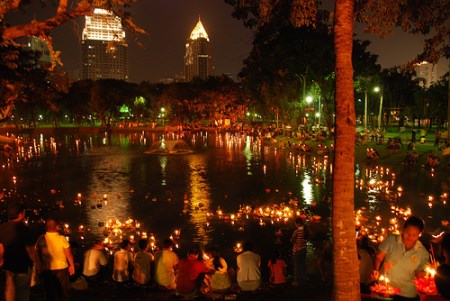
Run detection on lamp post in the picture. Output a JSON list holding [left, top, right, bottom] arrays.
[[364, 89, 368, 130], [295, 74, 307, 126], [160, 107, 165, 127], [374, 86, 383, 129], [306, 96, 313, 125], [317, 95, 321, 127]]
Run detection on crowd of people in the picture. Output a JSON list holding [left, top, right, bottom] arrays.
[[1, 201, 450, 301], [0, 203, 318, 301]]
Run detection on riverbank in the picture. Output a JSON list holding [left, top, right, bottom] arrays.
[[22, 276, 332, 301], [0, 126, 448, 300]]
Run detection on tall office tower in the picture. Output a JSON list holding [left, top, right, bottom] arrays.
[[184, 17, 214, 81], [24, 36, 51, 68], [413, 61, 438, 88], [81, 8, 128, 81]]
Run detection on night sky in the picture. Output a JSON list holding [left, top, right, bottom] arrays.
[[8, 0, 447, 83]]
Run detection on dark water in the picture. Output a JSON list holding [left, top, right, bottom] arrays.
[[0, 130, 448, 269]]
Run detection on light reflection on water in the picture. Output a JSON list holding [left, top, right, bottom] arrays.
[[84, 148, 133, 237], [0, 131, 448, 256], [187, 155, 212, 245]]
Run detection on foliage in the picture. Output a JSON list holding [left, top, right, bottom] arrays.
[[355, 0, 450, 64], [0, 44, 69, 123], [0, 0, 146, 122]]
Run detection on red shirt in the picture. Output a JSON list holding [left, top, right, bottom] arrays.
[[176, 257, 210, 294]]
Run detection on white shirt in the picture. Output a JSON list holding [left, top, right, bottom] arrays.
[[82, 249, 108, 277], [236, 251, 261, 283]]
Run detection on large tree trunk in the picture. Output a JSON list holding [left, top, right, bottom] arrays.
[[333, 1, 360, 300]]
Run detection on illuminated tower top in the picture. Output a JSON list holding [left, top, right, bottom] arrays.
[[82, 8, 126, 42], [189, 17, 209, 41]]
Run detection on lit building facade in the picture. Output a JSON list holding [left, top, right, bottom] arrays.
[[413, 61, 438, 88], [81, 8, 128, 81], [184, 18, 214, 81]]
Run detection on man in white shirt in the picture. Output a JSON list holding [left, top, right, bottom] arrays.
[[82, 239, 108, 282], [236, 241, 261, 292], [36, 217, 75, 301]]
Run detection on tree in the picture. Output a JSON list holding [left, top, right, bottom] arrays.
[[0, 0, 146, 120], [88, 79, 138, 126], [225, 1, 449, 300]]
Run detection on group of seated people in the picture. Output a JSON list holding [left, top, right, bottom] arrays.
[[366, 148, 379, 160], [386, 138, 402, 150], [403, 151, 419, 166], [425, 153, 440, 168], [80, 238, 273, 298]]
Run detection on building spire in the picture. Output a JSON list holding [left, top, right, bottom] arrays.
[[190, 16, 209, 41]]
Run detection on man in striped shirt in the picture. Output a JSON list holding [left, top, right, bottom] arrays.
[[290, 217, 308, 286]]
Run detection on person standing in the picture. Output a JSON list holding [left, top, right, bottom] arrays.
[[434, 130, 441, 147], [372, 216, 430, 301], [36, 217, 75, 301], [0, 203, 40, 301], [290, 217, 309, 286], [154, 239, 179, 290], [411, 128, 417, 143], [236, 241, 261, 292]]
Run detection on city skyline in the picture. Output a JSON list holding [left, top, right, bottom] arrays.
[[9, 0, 448, 83]]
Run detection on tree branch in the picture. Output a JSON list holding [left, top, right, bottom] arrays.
[[2, 0, 91, 42]]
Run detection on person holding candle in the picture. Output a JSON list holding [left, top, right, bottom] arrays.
[[176, 248, 212, 297], [206, 246, 232, 293], [372, 216, 430, 301]]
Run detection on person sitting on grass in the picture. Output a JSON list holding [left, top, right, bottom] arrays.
[[154, 239, 179, 290], [268, 250, 287, 286], [206, 246, 232, 293], [82, 239, 108, 283], [176, 248, 212, 298], [366, 148, 379, 160], [132, 239, 154, 285], [112, 239, 133, 283], [236, 241, 261, 292]]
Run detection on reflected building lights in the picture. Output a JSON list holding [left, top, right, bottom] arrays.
[[86, 153, 133, 237], [187, 155, 212, 245], [301, 172, 313, 205]]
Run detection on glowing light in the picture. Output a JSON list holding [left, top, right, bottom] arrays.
[[190, 18, 209, 41]]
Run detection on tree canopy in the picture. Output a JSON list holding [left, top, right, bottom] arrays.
[[0, 0, 146, 121]]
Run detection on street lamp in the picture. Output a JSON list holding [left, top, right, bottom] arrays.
[[374, 86, 383, 129], [306, 96, 313, 125], [160, 107, 165, 127]]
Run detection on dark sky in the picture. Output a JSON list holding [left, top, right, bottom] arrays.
[[10, 0, 447, 83]]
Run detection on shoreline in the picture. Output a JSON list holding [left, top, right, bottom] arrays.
[[0, 126, 448, 300]]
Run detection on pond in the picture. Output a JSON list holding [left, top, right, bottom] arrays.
[[0, 130, 448, 270]]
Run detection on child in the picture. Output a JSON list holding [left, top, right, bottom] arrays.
[[267, 250, 287, 285]]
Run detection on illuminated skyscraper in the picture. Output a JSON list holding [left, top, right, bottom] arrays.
[[184, 17, 214, 81], [413, 61, 438, 88], [81, 8, 128, 81]]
